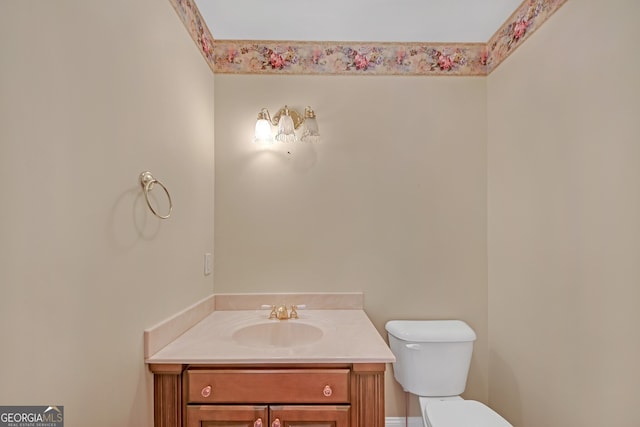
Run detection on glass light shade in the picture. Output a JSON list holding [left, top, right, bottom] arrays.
[[275, 114, 296, 143], [254, 118, 274, 145], [301, 117, 320, 143]]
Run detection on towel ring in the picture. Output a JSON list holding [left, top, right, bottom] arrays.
[[139, 171, 172, 219]]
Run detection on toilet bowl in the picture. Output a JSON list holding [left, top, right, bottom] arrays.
[[385, 320, 513, 427], [420, 397, 512, 427]]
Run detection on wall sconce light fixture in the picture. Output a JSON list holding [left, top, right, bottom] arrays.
[[254, 105, 319, 145]]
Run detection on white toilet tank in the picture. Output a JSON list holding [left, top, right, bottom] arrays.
[[385, 320, 477, 397]]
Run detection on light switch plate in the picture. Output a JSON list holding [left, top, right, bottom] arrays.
[[204, 253, 213, 276]]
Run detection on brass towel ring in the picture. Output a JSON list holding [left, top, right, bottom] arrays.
[[139, 171, 172, 219]]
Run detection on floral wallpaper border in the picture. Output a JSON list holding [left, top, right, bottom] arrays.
[[169, 0, 567, 76], [486, 0, 568, 73], [169, 0, 216, 73], [213, 41, 487, 76]]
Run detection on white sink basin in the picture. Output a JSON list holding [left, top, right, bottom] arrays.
[[232, 321, 324, 348]]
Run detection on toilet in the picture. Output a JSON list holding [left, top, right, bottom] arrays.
[[385, 320, 512, 427]]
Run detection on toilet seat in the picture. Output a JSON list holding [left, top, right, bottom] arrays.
[[422, 399, 513, 427]]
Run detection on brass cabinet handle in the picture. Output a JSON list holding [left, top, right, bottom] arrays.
[[200, 385, 212, 398], [254, 418, 263, 427], [323, 384, 333, 397], [271, 418, 281, 427]]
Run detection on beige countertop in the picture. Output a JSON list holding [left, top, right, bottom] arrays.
[[145, 308, 395, 365]]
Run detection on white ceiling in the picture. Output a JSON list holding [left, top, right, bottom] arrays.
[[195, 0, 524, 43]]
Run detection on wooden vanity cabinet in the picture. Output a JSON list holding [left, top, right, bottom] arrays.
[[187, 404, 349, 427], [149, 363, 385, 427]]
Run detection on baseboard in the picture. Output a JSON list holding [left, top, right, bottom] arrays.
[[385, 416, 423, 427]]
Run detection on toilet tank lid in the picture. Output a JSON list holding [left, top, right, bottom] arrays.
[[385, 320, 477, 342]]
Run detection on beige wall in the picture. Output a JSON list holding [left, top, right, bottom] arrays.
[[487, 1, 640, 426], [0, 1, 214, 426], [214, 74, 489, 416]]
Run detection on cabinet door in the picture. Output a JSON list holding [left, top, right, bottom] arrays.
[[269, 405, 350, 427], [186, 405, 268, 427]]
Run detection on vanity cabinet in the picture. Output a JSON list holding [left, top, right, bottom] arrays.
[[149, 363, 385, 427], [186, 368, 350, 427], [187, 404, 349, 427]]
